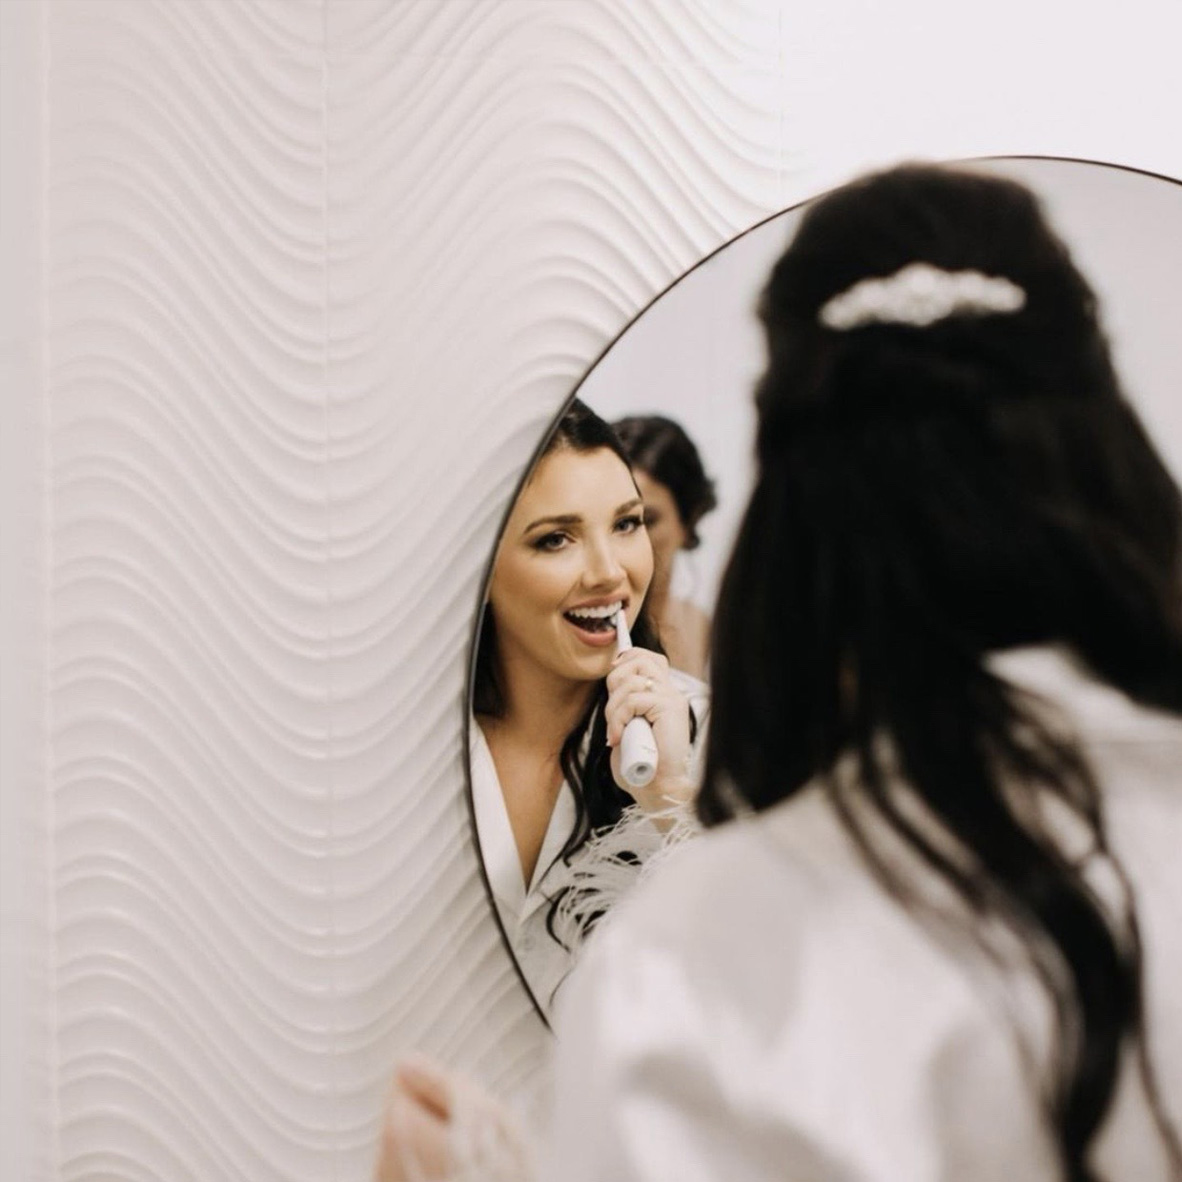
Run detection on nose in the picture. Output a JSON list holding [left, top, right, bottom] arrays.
[[582, 533, 627, 589]]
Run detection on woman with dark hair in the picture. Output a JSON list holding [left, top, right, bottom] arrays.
[[469, 399, 706, 1008], [611, 416, 718, 678], [544, 164, 1182, 1181], [377, 165, 1182, 1181]]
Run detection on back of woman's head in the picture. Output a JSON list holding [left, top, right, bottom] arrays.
[[709, 163, 1182, 805], [702, 163, 1182, 1180], [612, 415, 717, 548]]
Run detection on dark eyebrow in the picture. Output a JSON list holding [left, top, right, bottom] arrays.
[[521, 497, 643, 537], [522, 513, 580, 535]]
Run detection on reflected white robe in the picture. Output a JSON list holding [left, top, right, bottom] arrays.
[[543, 648, 1182, 1181], [470, 670, 710, 1009]]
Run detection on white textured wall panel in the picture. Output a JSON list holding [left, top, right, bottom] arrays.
[[3, 0, 1182, 1178], [45, 2, 340, 1179]]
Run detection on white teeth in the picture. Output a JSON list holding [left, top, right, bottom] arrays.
[[566, 600, 623, 620]]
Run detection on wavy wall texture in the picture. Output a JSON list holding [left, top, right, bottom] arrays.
[[5, 0, 1180, 1178], [46, 3, 343, 1179], [33, 2, 788, 1178]]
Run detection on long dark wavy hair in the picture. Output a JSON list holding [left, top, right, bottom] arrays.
[[698, 164, 1182, 1180], [474, 399, 664, 869]]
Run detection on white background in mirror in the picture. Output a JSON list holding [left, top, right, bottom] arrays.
[[583, 226, 772, 613]]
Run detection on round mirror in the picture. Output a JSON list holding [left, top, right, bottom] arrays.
[[467, 156, 1182, 1022]]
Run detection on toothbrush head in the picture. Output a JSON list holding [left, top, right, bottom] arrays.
[[615, 609, 631, 651]]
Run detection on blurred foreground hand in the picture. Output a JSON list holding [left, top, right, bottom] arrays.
[[375, 1053, 533, 1182]]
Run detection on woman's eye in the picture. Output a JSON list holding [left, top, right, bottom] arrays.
[[532, 531, 569, 552], [616, 514, 645, 534]]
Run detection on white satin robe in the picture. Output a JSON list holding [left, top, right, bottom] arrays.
[[471, 670, 710, 1010], [543, 648, 1182, 1181]]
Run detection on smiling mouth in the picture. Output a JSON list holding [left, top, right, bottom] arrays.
[[563, 600, 623, 635]]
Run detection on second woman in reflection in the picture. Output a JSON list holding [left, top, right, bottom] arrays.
[[470, 400, 707, 1008], [612, 415, 718, 679]]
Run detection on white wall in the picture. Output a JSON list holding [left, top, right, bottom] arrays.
[[4, 2, 1182, 1179]]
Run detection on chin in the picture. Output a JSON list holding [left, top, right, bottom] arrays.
[[569, 652, 614, 682]]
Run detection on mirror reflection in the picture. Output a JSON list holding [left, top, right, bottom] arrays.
[[469, 403, 709, 1010], [470, 156, 1182, 1019]]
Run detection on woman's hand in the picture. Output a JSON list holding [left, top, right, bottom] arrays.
[[375, 1055, 454, 1182], [374, 1054, 531, 1182], [605, 647, 694, 811]]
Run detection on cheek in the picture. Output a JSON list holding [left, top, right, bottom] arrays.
[[490, 554, 569, 619]]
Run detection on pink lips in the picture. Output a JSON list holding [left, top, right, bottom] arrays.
[[562, 600, 624, 649]]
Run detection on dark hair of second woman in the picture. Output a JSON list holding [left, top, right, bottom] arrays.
[[473, 399, 665, 871], [698, 165, 1182, 1181], [611, 415, 718, 548]]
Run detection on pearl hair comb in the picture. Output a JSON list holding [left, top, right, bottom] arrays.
[[818, 262, 1026, 330]]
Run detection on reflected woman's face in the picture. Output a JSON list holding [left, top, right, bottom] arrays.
[[488, 446, 654, 687], [634, 468, 688, 584]]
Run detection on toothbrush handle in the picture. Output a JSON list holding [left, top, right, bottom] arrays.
[[619, 715, 659, 790]]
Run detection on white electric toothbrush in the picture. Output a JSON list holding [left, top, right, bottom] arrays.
[[614, 611, 659, 790]]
